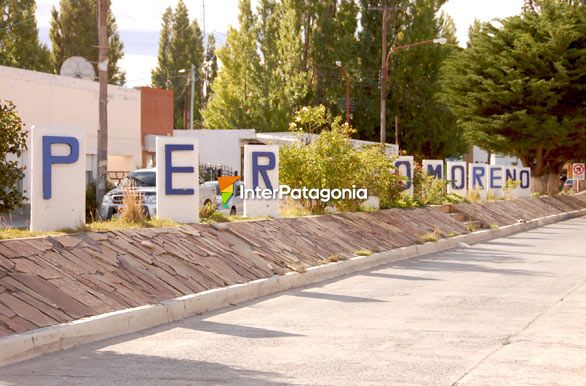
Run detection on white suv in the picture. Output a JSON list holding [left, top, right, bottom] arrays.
[[101, 168, 217, 220]]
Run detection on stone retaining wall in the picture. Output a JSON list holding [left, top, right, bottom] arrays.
[[0, 195, 584, 337]]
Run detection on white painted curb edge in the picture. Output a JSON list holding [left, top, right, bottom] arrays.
[[0, 208, 584, 367]]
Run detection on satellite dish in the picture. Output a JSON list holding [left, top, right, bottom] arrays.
[[59, 56, 96, 80]]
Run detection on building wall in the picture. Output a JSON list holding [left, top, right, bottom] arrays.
[[172, 129, 257, 176], [0, 65, 142, 197], [140, 87, 173, 168]]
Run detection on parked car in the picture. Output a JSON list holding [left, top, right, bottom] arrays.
[[204, 180, 244, 216], [100, 168, 217, 220]]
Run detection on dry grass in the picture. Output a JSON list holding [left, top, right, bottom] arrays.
[[354, 249, 373, 256], [418, 231, 440, 244], [318, 254, 348, 264], [486, 191, 498, 201], [467, 188, 482, 203], [119, 184, 146, 223], [88, 218, 177, 232], [0, 218, 178, 240], [0, 228, 67, 240], [280, 199, 312, 218]]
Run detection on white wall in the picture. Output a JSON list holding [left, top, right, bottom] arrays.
[[490, 153, 523, 167], [473, 145, 524, 167], [256, 132, 400, 156], [0, 65, 142, 198], [172, 129, 256, 176]]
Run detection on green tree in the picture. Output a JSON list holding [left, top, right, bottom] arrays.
[[202, 0, 263, 130], [151, 7, 173, 90], [354, 0, 410, 140], [204, 34, 218, 105], [152, 0, 205, 129], [0, 100, 28, 213], [442, 0, 586, 193], [50, 0, 125, 85], [389, 0, 463, 159], [0, 0, 51, 71], [255, 0, 307, 131], [305, 0, 359, 121]]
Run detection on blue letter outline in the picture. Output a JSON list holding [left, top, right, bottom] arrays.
[[42, 136, 80, 200], [165, 144, 195, 195], [252, 152, 276, 190]]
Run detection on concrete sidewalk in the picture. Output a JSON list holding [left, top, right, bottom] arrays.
[[0, 217, 584, 385]]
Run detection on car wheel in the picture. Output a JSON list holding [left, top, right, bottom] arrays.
[[230, 207, 236, 216]]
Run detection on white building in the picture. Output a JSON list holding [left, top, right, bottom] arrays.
[[0, 65, 143, 198], [166, 129, 258, 176]]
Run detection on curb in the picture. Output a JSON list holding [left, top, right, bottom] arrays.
[[0, 208, 584, 367]]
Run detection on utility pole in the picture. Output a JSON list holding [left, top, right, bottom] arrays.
[[96, 0, 109, 219], [369, 5, 401, 144], [380, 9, 388, 144], [394, 115, 399, 146], [335, 61, 351, 125], [190, 64, 195, 130]]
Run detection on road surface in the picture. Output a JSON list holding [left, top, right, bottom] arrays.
[[0, 217, 585, 385]]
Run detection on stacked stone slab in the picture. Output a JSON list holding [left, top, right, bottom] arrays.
[[0, 195, 584, 337]]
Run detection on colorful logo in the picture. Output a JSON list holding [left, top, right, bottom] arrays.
[[218, 176, 241, 208]]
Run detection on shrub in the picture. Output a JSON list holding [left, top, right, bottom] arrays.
[[503, 178, 520, 200], [412, 165, 448, 206], [0, 100, 28, 214], [418, 232, 439, 243], [467, 187, 482, 203], [119, 183, 146, 223], [280, 106, 403, 213], [199, 201, 216, 220]]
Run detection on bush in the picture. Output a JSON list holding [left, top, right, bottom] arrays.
[[199, 201, 216, 219], [0, 100, 28, 214], [280, 106, 403, 213], [503, 178, 520, 200], [119, 183, 146, 223], [412, 165, 448, 206]]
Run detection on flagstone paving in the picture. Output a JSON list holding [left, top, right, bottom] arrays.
[[0, 195, 584, 337]]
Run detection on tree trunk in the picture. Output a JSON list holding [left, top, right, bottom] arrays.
[[531, 172, 559, 195]]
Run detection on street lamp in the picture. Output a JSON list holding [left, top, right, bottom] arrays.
[[380, 37, 448, 145], [178, 64, 196, 130], [335, 61, 351, 125]]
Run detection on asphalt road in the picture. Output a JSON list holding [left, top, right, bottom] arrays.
[[1, 217, 585, 385]]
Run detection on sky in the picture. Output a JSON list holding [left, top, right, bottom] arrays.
[[35, 0, 525, 88]]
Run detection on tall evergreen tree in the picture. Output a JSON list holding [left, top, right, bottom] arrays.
[[275, 0, 308, 123], [321, 0, 359, 121], [442, 0, 586, 193], [354, 0, 409, 140], [152, 0, 204, 129], [389, 0, 463, 158], [151, 7, 173, 90], [255, 0, 307, 131], [49, 0, 125, 84], [202, 0, 263, 130], [309, 1, 337, 106], [0, 0, 51, 72], [203, 34, 218, 105]]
